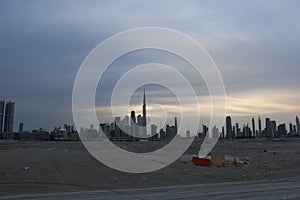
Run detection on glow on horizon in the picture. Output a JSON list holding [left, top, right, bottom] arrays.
[[92, 87, 300, 122]]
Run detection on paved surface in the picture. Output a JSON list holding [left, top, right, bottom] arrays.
[[1, 179, 299, 200]]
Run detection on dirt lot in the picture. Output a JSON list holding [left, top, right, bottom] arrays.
[[1, 138, 300, 195]]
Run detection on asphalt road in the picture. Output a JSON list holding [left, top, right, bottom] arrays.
[[1, 179, 299, 200]]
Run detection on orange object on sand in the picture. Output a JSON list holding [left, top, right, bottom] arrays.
[[192, 157, 211, 166]]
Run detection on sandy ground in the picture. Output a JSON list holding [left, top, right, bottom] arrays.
[[0, 138, 300, 196]]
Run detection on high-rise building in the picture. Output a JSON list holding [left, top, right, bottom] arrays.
[[130, 111, 136, 124], [137, 115, 142, 126], [141, 89, 147, 137], [4, 101, 15, 133], [221, 126, 225, 139], [265, 118, 276, 138], [114, 117, 121, 138], [252, 118, 256, 138], [289, 123, 293, 134], [296, 116, 300, 133], [160, 128, 166, 139], [142, 89, 146, 127], [235, 123, 240, 138], [258, 116, 262, 137], [19, 123, 24, 133], [174, 117, 178, 135], [130, 111, 136, 136], [226, 116, 233, 139], [0, 100, 5, 132], [278, 123, 287, 137]]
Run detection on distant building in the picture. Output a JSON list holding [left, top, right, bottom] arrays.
[[212, 126, 219, 139], [19, 123, 24, 133], [226, 116, 233, 139], [296, 116, 300, 133], [142, 89, 147, 136], [289, 123, 294, 135], [130, 111, 136, 124], [258, 116, 262, 137], [159, 128, 166, 139], [0, 100, 4, 132], [221, 126, 225, 139], [174, 117, 178, 135], [4, 101, 15, 133], [114, 117, 121, 138], [166, 125, 176, 139], [235, 123, 240, 138], [265, 118, 276, 138], [278, 123, 287, 137], [252, 118, 256, 138]]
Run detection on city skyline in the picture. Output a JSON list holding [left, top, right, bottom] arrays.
[[1, 1, 300, 130], [2, 96, 300, 140]]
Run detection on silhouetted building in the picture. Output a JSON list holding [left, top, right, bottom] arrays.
[[226, 116, 233, 139], [159, 128, 166, 139], [265, 118, 276, 138], [4, 101, 15, 133], [166, 125, 176, 139], [236, 123, 240, 138], [0, 100, 4, 132], [114, 117, 121, 138], [202, 124, 208, 137], [19, 123, 24, 133], [258, 116, 262, 137], [243, 124, 251, 138], [130, 111, 136, 136], [296, 116, 300, 133], [278, 123, 287, 137], [289, 123, 294, 135], [131, 111, 136, 124], [252, 118, 256, 138], [221, 126, 225, 139], [142, 89, 147, 136], [174, 117, 178, 135]]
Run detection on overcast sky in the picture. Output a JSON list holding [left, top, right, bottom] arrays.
[[0, 0, 300, 132]]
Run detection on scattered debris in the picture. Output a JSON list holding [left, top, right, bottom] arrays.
[[189, 152, 253, 167]]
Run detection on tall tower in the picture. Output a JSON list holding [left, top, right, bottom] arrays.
[[142, 89, 146, 126], [0, 100, 5, 132], [258, 116, 262, 137], [296, 116, 300, 133], [252, 117, 256, 138], [4, 101, 15, 133], [142, 88, 147, 136], [174, 117, 178, 135], [226, 116, 232, 139]]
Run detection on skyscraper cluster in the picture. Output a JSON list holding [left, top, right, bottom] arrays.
[[0, 100, 15, 133], [208, 115, 300, 139], [97, 89, 178, 141]]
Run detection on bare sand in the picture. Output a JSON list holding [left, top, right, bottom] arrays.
[[0, 138, 300, 196]]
